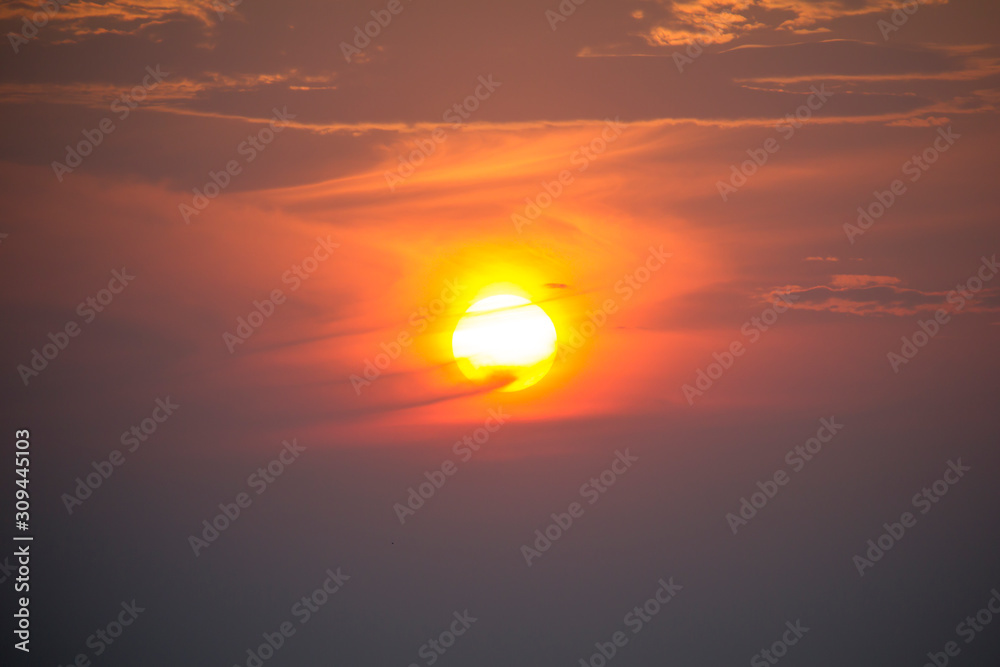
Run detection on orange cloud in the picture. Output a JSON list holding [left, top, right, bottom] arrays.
[[776, 280, 1000, 316], [1, 0, 226, 44], [0, 69, 335, 108], [640, 0, 950, 45], [829, 275, 901, 288]]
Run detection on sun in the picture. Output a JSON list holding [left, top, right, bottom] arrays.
[[452, 294, 558, 392]]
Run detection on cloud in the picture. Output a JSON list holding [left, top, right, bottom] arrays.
[[1, 1, 993, 131], [829, 274, 900, 288], [640, 0, 950, 46], [0, 0, 228, 45], [0, 69, 335, 108], [644, 1, 760, 47], [775, 277, 1000, 316], [887, 115, 953, 126]]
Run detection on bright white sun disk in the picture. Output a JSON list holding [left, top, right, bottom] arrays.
[[452, 295, 557, 391]]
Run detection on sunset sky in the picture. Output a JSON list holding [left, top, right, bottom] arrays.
[[2, 0, 999, 665]]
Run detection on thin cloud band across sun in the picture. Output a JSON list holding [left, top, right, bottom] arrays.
[[451, 293, 558, 392]]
